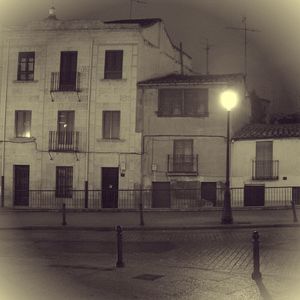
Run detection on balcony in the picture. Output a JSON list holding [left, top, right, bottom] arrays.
[[49, 131, 79, 152], [167, 155, 198, 175], [50, 72, 81, 92], [252, 160, 279, 180]]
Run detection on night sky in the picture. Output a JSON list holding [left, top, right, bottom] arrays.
[[0, 0, 298, 112]]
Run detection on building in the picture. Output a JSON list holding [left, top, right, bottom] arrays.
[[138, 73, 251, 208], [231, 123, 300, 206], [0, 8, 192, 208]]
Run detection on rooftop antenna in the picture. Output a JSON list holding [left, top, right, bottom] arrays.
[[179, 42, 184, 75], [226, 16, 260, 81], [129, 0, 147, 19], [200, 38, 214, 75]]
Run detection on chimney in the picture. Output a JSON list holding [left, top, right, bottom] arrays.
[[48, 6, 57, 20]]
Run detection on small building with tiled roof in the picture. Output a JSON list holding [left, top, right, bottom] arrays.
[[137, 72, 251, 208], [231, 123, 300, 206], [233, 123, 300, 140]]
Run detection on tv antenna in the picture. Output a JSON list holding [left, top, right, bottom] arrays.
[[226, 16, 260, 79], [200, 38, 214, 75], [129, 0, 147, 19]]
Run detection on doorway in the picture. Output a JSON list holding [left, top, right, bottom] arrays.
[[152, 182, 171, 208], [201, 182, 217, 206], [14, 165, 30, 206], [101, 167, 119, 208], [244, 185, 265, 206]]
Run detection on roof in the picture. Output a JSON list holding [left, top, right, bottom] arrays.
[[138, 73, 245, 86], [233, 123, 300, 140], [104, 18, 162, 27]]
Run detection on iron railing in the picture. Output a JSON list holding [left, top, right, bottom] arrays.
[[50, 72, 81, 92], [168, 155, 198, 174], [49, 131, 79, 152], [252, 160, 279, 180], [24, 186, 300, 209]]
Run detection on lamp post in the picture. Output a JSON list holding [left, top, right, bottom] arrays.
[[220, 89, 238, 224]]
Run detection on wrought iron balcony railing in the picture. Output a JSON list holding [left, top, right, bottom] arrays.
[[252, 160, 279, 180], [167, 155, 198, 174], [50, 72, 81, 92], [49, 131, 79, 152]]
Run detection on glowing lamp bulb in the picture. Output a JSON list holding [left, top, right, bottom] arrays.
[[220, 90, 238, 111]]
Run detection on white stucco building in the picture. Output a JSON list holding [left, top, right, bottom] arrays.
[[231, 123, 300, 206], [138, 73, 251, 208], [0, 8, 192, 208]]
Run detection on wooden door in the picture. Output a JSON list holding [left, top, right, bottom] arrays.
[[152, 182, 171, 208], [244, 185, 265, 206], [101, 167, 119, 208], [14, 165, 30, 206], [201, 182, 217, 206]]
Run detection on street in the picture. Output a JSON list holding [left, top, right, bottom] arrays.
[[0, 227, 300, 299]]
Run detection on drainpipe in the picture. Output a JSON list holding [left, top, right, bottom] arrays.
[[84, 39, 94, 207], [1, 39, 9, 207]]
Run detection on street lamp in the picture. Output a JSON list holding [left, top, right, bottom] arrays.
[[220, 89, 238, 224]]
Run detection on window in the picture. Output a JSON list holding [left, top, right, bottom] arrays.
[[15, 111, 31, 138], [255, 141, 274, 179], [158, 89, 208, 117], [17, 52, 35, 81], [104, 50, 123, 79], [59, 51, 78, 91], [56, 167, 73, 198], [173, 139, 194, 172], [103, 111, 120, 139], [58, 111, 75, 132], [57, 111, 75, 146]]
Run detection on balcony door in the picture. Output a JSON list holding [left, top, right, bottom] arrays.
[[59, 51, 77, 91], [255, 141, 273, 179], [173, 140, 193, 172], [57, 111, 75, 149]]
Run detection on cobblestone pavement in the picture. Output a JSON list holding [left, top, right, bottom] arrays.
[[1, 227, 300, 299]]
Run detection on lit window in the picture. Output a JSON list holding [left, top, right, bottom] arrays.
[[15, 111, 31, 138]]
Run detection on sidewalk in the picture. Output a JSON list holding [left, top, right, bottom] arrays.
[[0, 207, 299, 230]]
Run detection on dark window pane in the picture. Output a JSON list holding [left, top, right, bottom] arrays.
[[158, 89, 182, 116], [59, 51, 78, 91], [17, 52, 35, 81], [158, 89, 208, 117], [104, 50, 123, 79], [111, 111, 120, 138], [103, 111, 120, 139]]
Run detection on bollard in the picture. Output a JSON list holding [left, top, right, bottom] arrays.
[[116, 225, 124, 268], [251, 231, 262, 280], [62, 203, 67, 226], [291, 200, 298, 223]]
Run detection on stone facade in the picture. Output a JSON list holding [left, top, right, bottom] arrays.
[[0, 17, 191, 207]]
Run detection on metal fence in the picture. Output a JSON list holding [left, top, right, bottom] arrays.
[[25, 186, 300, 210]]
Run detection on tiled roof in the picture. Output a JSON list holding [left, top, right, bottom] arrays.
[[104, 18, 162, 27], [138, 73, 244, 85], [233, 123, 300, 140]]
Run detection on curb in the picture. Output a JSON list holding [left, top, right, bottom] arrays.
[[0, 223, 299, 231]]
